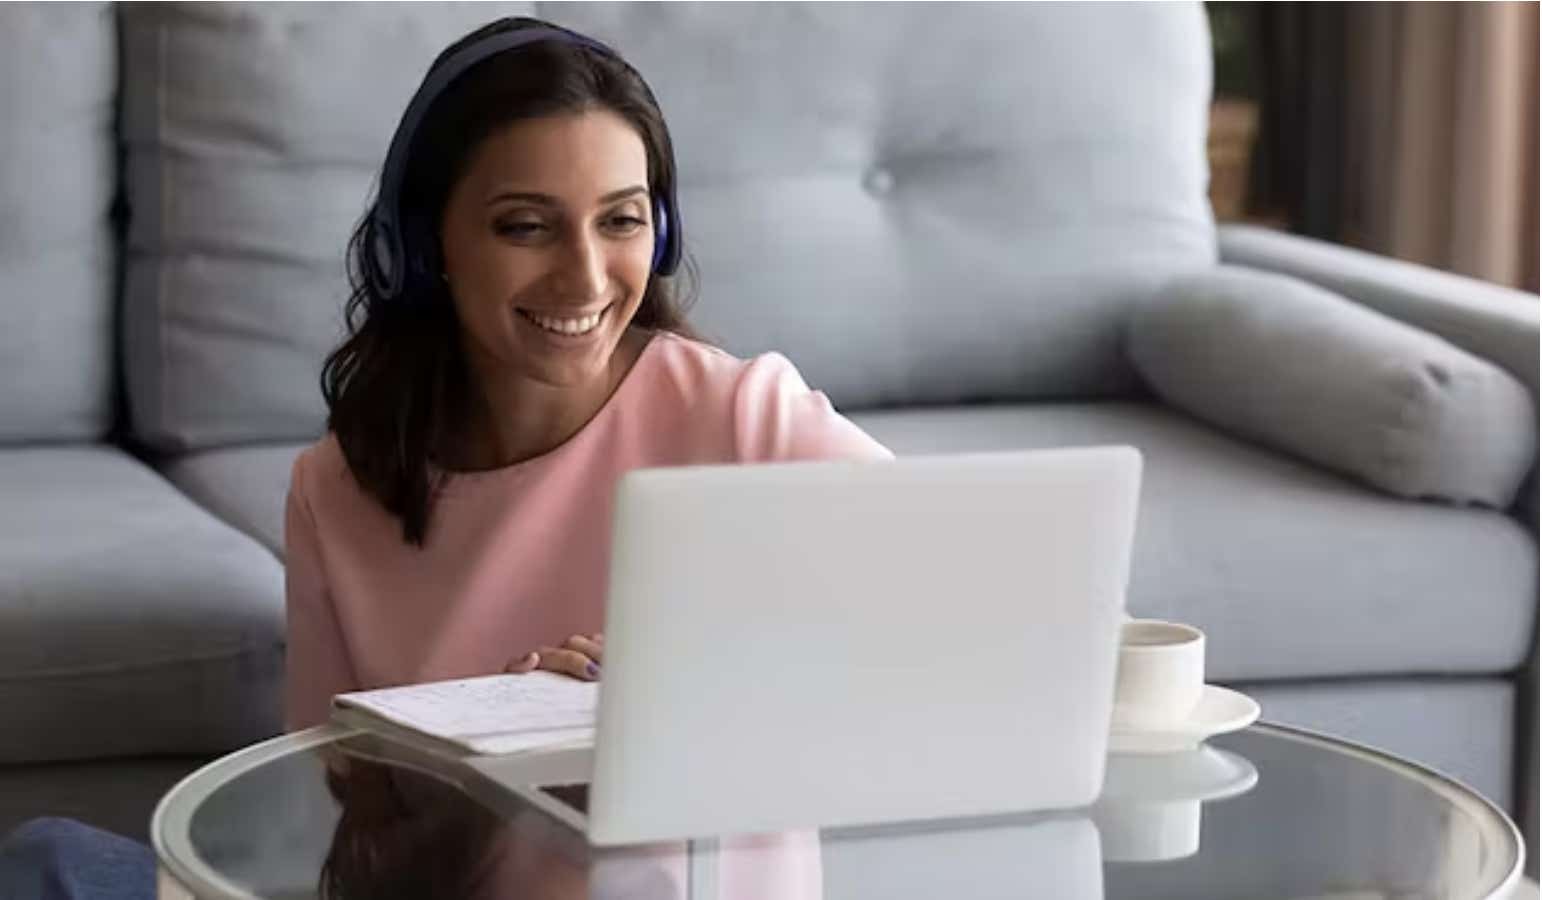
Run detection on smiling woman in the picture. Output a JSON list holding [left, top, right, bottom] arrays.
[[271, 19, 894, 893], [290, 16, 889, 730], [272, 13, 890, 896], [323, 18, 700, 548]]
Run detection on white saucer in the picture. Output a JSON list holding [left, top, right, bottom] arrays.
[[1098, 744, 1259, 805], [1108, 685, 1260, 755], [1090, 744, 1258, 863]]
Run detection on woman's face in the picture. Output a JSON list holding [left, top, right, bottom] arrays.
[[440, 109, 655, 392]]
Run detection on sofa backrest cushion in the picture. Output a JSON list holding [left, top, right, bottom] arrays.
[[0, 3, 116, 443], [120, 2, 1216, 451]]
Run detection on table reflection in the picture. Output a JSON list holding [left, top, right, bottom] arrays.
[[1090, 745, 1259, 863], [317, 741, 1268, 898], [318, 752, 683, 899], [317, 746, 826, 900], [169, 725, 1517, 900]]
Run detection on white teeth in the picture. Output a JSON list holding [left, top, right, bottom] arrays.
[[525, 308, 604, 336]]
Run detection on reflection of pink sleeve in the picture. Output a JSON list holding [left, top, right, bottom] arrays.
[[587, 842, 688, 899], [282, 452, 359, 731], [480, 810, 688, 900], [732, 353, 893, 465], [586, 833, 823, 900], [718, 830, 825, 900]]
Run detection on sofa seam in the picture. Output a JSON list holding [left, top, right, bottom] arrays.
[[0, 644, 284, 684], [154, 20, 170, 448]]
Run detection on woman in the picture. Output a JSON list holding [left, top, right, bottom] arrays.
[[286, 14, 889, 727], [292, 16, 877, 896], [0, 14, 881, 899]]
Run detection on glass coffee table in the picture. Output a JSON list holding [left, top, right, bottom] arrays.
[[152, 722, 1525, 899]]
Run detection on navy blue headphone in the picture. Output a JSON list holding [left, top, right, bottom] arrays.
[[364, 21, 683, 302]]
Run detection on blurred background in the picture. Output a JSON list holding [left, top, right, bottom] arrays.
[[1206, 0, 1540, 292]]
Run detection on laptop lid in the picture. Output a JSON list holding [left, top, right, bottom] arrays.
[[587, 446, 1142, 845]]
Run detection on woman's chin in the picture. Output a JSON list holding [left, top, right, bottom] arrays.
[[511, 334, 621, 389]]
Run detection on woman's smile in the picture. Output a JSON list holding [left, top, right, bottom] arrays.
[[514, 302, 613, 339]]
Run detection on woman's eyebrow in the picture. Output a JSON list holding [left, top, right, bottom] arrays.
[[486, 185, 649, 208], [599, 185, 649, 204]]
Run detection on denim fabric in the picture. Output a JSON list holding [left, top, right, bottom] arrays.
[[0, 819, 154, 900]]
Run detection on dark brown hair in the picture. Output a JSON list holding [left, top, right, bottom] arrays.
[[322, 18, 699, 546], [318, 759, 505, 899]]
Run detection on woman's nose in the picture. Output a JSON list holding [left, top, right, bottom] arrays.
[[552, 230, 608, 301]]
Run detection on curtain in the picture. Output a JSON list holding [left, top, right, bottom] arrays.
[[1340, 1, 1540, 291], [1252, 4, 1349, 240]]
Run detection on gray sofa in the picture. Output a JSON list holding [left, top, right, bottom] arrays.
[[3, 0, 1536, 871]]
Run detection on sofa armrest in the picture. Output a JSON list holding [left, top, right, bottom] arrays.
[[1218, 225, 1540, 862], [1218, 224, 1539, 395], [1127, 266, 1537, 509]]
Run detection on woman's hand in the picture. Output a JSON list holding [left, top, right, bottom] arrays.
[[505, 633, 603, 682]]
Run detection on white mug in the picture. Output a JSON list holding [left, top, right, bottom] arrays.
[[1112, 620, 1205, 730]]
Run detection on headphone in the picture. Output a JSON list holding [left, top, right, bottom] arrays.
[[364, 21, 683, 303]]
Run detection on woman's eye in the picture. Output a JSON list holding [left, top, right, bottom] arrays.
[[606, 216, 647, 232], [496, 221, 546, 238]]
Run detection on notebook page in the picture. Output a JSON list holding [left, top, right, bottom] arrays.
[[333, 671, 598, 751], [466, 726, 594, 756]]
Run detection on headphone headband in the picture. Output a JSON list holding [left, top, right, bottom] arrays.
[[367, 22, 682, 301]]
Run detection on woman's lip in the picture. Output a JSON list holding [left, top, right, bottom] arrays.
[[514, 303, 613, 317], [515, 303, 612, 338]]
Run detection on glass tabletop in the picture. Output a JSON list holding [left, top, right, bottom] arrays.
[[152, 722, 1523, 900]]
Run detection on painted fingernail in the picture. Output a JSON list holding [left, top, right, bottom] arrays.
[[586, 662, 600, 678]]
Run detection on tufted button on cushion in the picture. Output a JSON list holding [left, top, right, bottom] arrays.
[[862, 166, 896, 196]]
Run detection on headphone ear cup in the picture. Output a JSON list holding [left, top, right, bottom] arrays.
[[651, 199, 670, 274]]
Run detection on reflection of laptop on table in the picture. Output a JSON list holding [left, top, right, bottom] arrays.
[[337, 446, 1143, 847]]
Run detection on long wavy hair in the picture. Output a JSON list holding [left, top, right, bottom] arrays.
[[322, 17, 700, 546], [319, 759, 506, 899]]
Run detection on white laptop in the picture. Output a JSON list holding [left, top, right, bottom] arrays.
[[511, 446, 1142, 846]]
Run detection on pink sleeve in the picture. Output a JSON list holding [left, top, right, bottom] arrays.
[[283, 451, 359, 731], [732, 353, 894, 464]]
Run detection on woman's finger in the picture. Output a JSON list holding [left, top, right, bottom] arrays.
[[536, 646, 601, 681], [563, 634, 603, 664], [503, 651, 540, 674]]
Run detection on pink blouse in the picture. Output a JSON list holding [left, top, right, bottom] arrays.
[[284, 331, 893, 729]]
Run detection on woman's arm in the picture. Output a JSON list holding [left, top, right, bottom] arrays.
[[284, 452, 361, 731], [732, 352, 894, 465]]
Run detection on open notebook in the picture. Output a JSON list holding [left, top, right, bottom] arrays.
[[331, 671, 598, 757]]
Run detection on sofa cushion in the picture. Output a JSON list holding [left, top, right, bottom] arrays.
[[0, 758, 208, 845], [850, 402, 1538, 681], [1128, 266, 1537, 509], [593, 1, 1218, 409], [118, 4, 504, 451], [0, 3, 116, 442], [0, 447, 285, 764], [119, 2, 1216, 452], [162, 443, 310, 556]]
